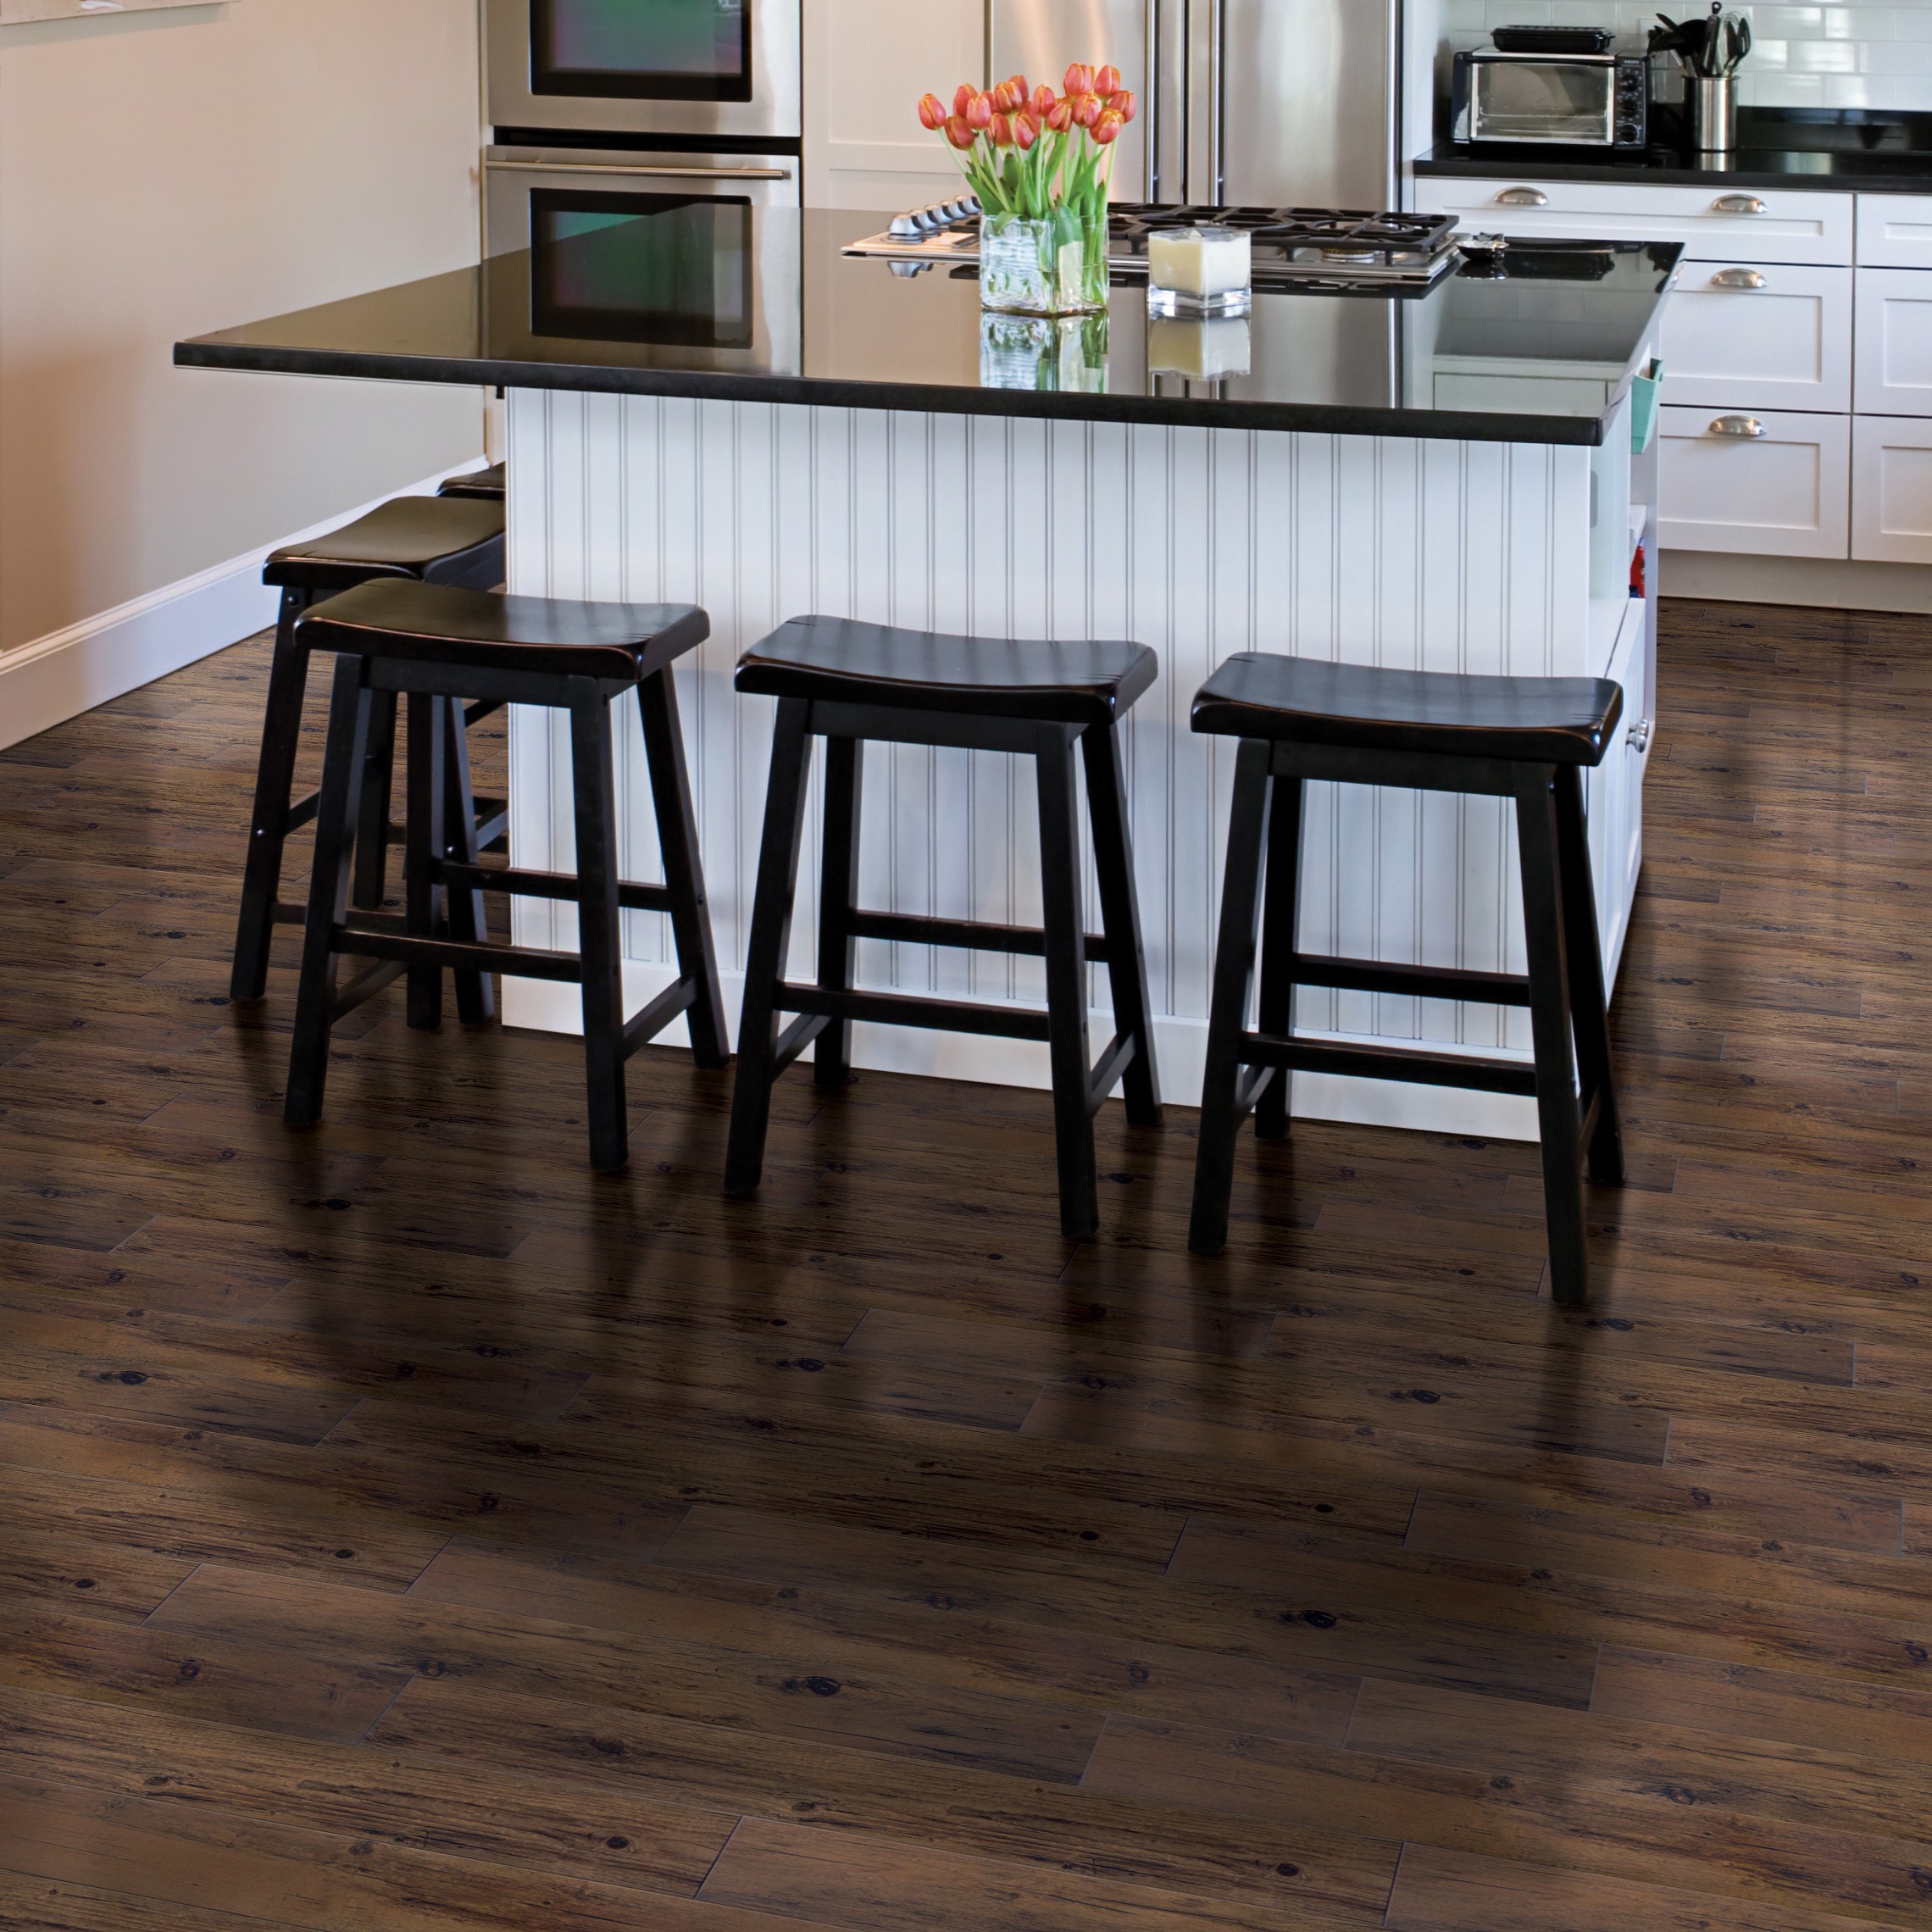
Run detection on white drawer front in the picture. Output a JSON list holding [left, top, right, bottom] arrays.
[[1658, 406, 1850, 558], [1852, 416, 1932, 563], [1661, 261, 1851, 413], [1856, 194, 1932, 269], [1413, 178, 1853, 265], [1854, 267, 1932, 416]]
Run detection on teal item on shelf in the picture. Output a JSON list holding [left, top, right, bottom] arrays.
[[1630, 358, 1663, 455]]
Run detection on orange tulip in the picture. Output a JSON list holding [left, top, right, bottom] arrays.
[[1092, 107, 1124, 145], [1013, 111, 1040, 151], [1031, 82, 1056, 116], [1110, 88, 1138, 124], [953, 82, 974, 116], [1072, 90, 1104, 128], [1006, 72, 1030, 106], [1095, 64, 1123, 96], [991, 110, 1014, 147], [1064, 63, 1096, 96], [918, 92, 947, 130], [965, 90, 993, 130], [944, 114, 977, 151], [1044, 97, 1074, 133]]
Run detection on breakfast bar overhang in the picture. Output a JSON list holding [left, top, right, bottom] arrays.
[[179, 212, 1676, 1139]]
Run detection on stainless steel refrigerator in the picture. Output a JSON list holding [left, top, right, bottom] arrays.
[[991, 0, 1400, 209]]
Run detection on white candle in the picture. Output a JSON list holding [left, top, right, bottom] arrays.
[[1147, 226, 1252, 305]]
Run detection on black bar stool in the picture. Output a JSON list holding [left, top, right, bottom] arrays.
[[230, 496, 508, 1004], [438, 464, 507, 502], [1186, 654, 1627, 1305], [281, 580, 729, 1172], [724, 616, 1163, 1241]]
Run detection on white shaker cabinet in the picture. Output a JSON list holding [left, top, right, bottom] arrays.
[[1855, 194, 1932, 271], [1657, 407, 1851, 558], [1415, 178, 1932, 564], [1853, 268, 1932, 417], [1411, 180, 1853, 265], [1663, 261, 1852, 414], [1852, 416, 1932, 564]]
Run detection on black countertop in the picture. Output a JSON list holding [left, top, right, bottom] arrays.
[[177, 211, 1679, 449], [1416, 107, 1932, 194]]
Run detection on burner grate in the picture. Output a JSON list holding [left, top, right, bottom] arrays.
[[847, 203, 1463, 286]]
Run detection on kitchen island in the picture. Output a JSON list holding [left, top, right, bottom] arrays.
[[179, 212, 1674, 1138]]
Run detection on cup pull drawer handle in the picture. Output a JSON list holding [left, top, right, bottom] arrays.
[[1709, 415, 1767, 438], [1713, 194, 1766, 214], [1629, 719, 1653, 755], [1496, 187, 1549, 206], [1710, 268, 1767, 289]]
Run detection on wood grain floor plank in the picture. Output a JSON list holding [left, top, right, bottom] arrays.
[[696, 1815, 1357, 1931]]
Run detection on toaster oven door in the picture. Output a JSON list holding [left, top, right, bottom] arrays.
[[1468, 58, 1617, 144]]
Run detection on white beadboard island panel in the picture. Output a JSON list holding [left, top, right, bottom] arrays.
[[504, 388, 1619, 1138]]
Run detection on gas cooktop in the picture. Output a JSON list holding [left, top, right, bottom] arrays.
[[846, 203, 1464, 287]]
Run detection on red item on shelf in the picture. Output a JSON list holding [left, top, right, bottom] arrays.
[[1630, 542, 1646, 599]]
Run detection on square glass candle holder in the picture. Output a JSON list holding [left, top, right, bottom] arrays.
[[1146, 225, 1252, 317]]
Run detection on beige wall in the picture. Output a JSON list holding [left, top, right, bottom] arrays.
[[0, 0, 485, 652]]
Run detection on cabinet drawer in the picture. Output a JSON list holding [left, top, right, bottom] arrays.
[[1852, 416, 1932, 563], [1853, 268, 1932, 415], [1657, 406, 1850, 557], [1661, 261, 1851, 413], [1412, 178, 1853, 264], [1856, 194, 1932, 269]]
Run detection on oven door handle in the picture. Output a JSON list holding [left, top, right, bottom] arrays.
[[485, 160, 793, 180]]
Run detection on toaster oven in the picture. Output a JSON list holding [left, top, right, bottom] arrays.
[[1452, 49, 1648, 149]]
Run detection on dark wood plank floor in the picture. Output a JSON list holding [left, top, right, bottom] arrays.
[[1, 598, 1928, 1932]]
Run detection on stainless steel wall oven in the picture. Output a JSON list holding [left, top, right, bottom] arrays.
[[486, 0, 801, 143]]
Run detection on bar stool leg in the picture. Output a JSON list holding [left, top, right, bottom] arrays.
[[725, 700, 816, 1196], [230, 589, 312, 1003], [637, 669, 730, 1070], [1254, 771, 1304, 1143], [286, 655, 374, 1129], [1514, 763, 1590, 1306], [404, 694, 449, 1033], [353, 693, 399, 913], [1554, 765, 1625, 1185], [814, 735, 863, 1092], [1037, 727, 1100, 1241], [1188, 739, 1274, 1257], [569, 683, 630, 1172], [441, 696, 496, 1026], [1080, 721, 1162, 1127]]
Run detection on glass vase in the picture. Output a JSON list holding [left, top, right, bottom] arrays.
[[979, 207, 1110, 316], [980, 313, 1110, 393]]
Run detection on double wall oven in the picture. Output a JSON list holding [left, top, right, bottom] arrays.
[[485, 0, 802, 361]]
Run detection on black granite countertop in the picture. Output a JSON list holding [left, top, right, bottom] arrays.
[[177, 212, 1679, 449], [1416, 107, 1932, 194]]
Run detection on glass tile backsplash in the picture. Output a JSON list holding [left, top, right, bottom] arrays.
[[1442, 0, 1932, 110]]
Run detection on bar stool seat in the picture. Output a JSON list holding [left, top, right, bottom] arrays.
[[282, 580, 728, 1172], [727, 616, 1163, 1241], [437, 463, 508, 502], [736, 617, 1158, 724], [231, 495, 508, 1005], [1190, 656, 1624, 763], [1187, 652, 1627, 1305]]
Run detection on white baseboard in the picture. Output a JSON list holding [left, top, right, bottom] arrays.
[[500, 966, 1543, 1142], [0, 459, 493, 754], [1662, 548, 1932, 614]]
